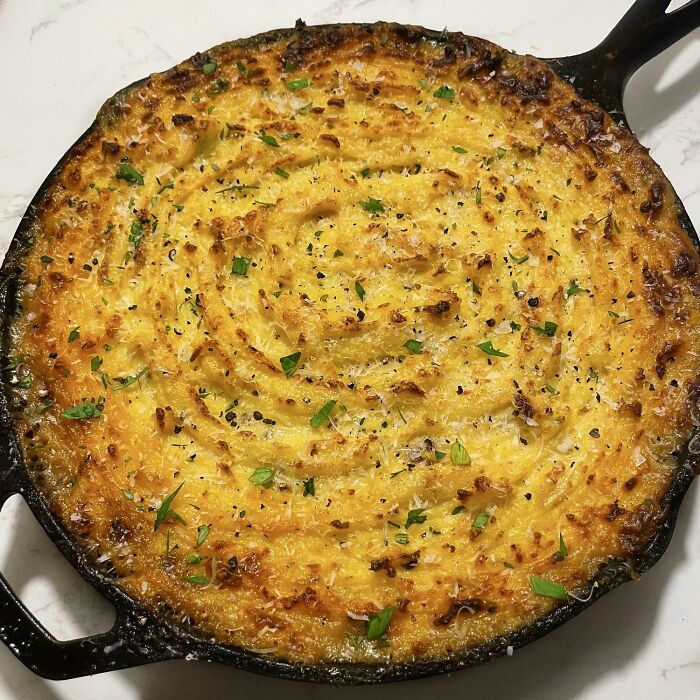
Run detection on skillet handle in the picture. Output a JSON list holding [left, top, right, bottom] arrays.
[[0, 474, 180, 678], [548, 0, 700, 117]]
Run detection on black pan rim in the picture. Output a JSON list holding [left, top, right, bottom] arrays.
[[0, 19, 698, 686]]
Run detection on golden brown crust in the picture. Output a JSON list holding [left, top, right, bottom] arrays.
[[8, 21, 700, 665]]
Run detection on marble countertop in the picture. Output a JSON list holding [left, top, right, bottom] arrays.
[[0, 0, 698, 697]]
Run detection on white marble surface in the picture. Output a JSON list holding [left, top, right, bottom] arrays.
[[0, 0, 698, 697]]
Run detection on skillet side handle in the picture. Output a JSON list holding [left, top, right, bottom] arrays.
[[0, 472, 180, 678], [548, 0, 700, 116]]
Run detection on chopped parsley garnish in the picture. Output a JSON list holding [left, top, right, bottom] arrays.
[[333, 249, 344, 257], [475, 183, 482, 204], [215, 183, 258, 195], [116, 163, 144, 185], [555, 533, 568, 561], [310, 399, 337, 427], [303, 477, 315, 496], [355, 281, 366, 301], [185, 575, 211, 586], [249, 467, 275, 488], [477, 340, 508, 357], [280, 351, 301, 377], [286, 77, 310, 91], [433, 85, 455, 100], [359, 197, 384, 213], [366, 605, 396, 640], [405, 508, 427, 528], [274, 166, 290, 179], [434, 450, 446, 461], [122, 490, 134, 501], [452, 146, 467, 154], [504, 561, 515, 569], [67, 326, 80, 343], [450, 440, 471, 466], [404, 339, 423, 354], [111, 367, 149, 391], [608, 310, 619, 318], [201, 59, 217, 74], [195, 524, 211, 548], [60, 399, 103, 420], [472, 281, 482, 296], [567, 282, 584, 297], [451, 505, 465, 515], [472, 511, 490, 529], [360, 167, 370, 178], [395, 532, 409, 545], [530, 576, 567, 600], [154, 482, 184, 531], [510, 320, 521, 331], [509, 251, 529, 265], [40, 255, 54, 265], [128, 221, 145, 249], [532, 321, 558, 337], [257, 129, 279, 147], [184, 554, 206, 565], [231, 256, 251, 276], [496, 146, 507, 159]]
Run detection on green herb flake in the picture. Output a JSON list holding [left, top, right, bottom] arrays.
[[116, 163, 144, 185], [366, 606, 396, 640], [451, 505, 465, 515], [129, 220, 145, 248], [472, 511, 490, 529], [60, 400, 103, 420], [303, 477, 315, 497], [231, 256, 251, 276], [532, 321, 558, 337], [509, 251, 529, 265], [477, 340, 509, 357], [530, 576, 567, 600], [452, 146, 467, 154], [184, 554, 206, 565], [567, 282, 584, 297], [310, 399, 337, 428], [404, 339, 423, 354], [555, 533, 569, 561], [195, 524, 211, 548], [360, 167, 371, 178], [395, 532, 409, 545], [496, 146, 507, 159], [405, 508, 427, 528], [333, 249, 344, 257], [450, 440, 471, 466], [111, 366, 149, 391], [257, 129, 279, 147], [185, 575, 211, 586], [504, 561, 515, 569], [472, 280, 482, 296], [67, 326, 80, 343], [475, 183, 482, 205], [274, 166, 290, 179], [249, 467, 275, 489], [433, 85, 455, 101], [434, 450, 446, 461], [154, 482, 184, 531], [201, 59, 218, 74], [359, 197, 384, 213], [280, 351, 301, 377], [355, 281, 366, 301], [122, 489, 134, 501], [286, 77, 310, 91], [40, 255, 54, 265], [90, 356, 103, 372]]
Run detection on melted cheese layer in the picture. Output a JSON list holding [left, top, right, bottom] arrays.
[[9, 23, 700, 664]]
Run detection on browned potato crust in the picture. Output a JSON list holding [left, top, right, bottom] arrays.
[[8, 21, 700, 665]]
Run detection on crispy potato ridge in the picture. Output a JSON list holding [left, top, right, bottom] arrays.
[[9, 22, 700, 664]]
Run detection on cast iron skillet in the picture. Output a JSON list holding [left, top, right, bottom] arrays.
[[0, 0, 699, 685]]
